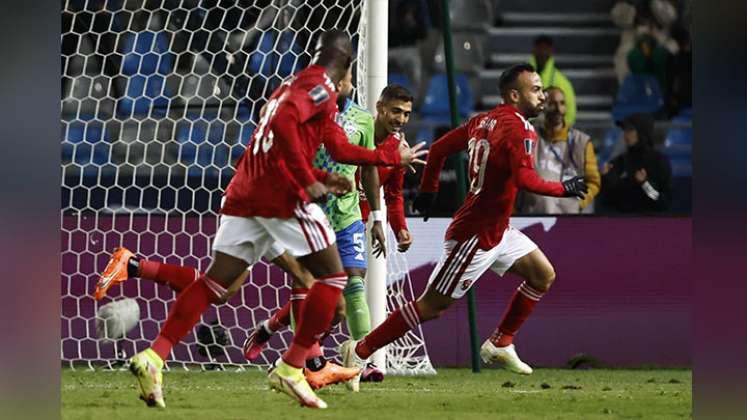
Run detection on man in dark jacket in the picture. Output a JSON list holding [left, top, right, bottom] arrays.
[[600, 112, 672, 213]]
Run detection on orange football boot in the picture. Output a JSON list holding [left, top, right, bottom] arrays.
[[304, 361, 361, 390], [94, 247, 135, 300]]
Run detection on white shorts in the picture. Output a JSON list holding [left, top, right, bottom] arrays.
[[426, 226, 538, 299], [212, 202, 336, 265]]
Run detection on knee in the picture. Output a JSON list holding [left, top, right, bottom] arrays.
[[416, 296, 451, 322], [531, 263, 556, 293]]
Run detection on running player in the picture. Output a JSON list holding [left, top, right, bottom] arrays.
[[339, 63, 588, 379]]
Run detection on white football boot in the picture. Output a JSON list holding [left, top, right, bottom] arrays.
[[480, 340, 533, 375]]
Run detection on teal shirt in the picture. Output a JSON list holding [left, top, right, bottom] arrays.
[[313, 99, 375, 232]]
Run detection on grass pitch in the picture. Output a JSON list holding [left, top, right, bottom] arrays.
[[62, 367, 691, 419]]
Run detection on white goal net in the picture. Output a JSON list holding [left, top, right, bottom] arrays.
[[61, 0, 434, 375]]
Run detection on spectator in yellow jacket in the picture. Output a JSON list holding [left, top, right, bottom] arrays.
[[518, 87, 600, 214], [529, 35, 577, 127]]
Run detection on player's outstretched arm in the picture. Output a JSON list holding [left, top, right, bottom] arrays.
[[507, 132, 569, 197], [322, 119, 428, 168], [419, 125, 469, 193]]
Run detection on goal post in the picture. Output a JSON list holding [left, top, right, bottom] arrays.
[[363, 0, 389, 375]]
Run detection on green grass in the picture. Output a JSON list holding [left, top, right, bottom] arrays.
[[62, 367, 691, 419]]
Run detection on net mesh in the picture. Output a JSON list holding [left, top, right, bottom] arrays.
[[61, 0, 433, 374]]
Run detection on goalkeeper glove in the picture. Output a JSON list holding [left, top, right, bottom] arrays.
[[413, 192, 436, 221], [562, 176, 588, 198]]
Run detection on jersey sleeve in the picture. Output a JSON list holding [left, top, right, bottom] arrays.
[[419, 125, 470, 193], [284, 83, 337, 124], [384, 166, 407, 234], [322, 118, 401, 166], [508, 126, 565, 197]]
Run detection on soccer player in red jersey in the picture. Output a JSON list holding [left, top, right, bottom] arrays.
[[358, 84, 415, 254], [340, 63, 587, 379], [125, 30, 427, 409]]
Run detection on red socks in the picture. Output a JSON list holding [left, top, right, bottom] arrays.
[[490, 281, 545, 348], [266, 300, 293, 333], [355, 301, 422, 359], [139, 260, 198, 293], [282, 274, 347, 368], [151, 274, 225, 360]]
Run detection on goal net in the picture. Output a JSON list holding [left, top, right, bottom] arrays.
[[61, 0, 434, 375]]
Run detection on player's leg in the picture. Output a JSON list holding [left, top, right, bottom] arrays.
[[129, 215, 263, 408], [481, 226, 551, 375], [338, 220, 386, 384], [262, 204, 352, 408], [338, 221, 371, 341], [303, 220, 372, 390], [342, 237, 488, 388], [243, 245, 308, 360], [95, 247, 240, 301]]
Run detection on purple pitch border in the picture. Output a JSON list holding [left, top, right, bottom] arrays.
[[62, 216, 690, 367]]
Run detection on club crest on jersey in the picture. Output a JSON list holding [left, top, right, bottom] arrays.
[[523, 138, 534, 155], [309, 85, 329, 105], [461, 279, 473, 291]]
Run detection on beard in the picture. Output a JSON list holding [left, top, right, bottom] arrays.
[[544, 110, 564, 126]]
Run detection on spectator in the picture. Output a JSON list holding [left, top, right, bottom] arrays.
[[666, 24, 692, 116], [627, 33, 672, 94], [611, 1, 638, 83], [388, 0, 431, 93], [611, 0, 679, 83], [600, 113, 672, 213], [518, 87, 601, 214], [529, 35, 577, 127]]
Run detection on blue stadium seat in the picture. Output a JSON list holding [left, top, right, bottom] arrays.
[[611, 74, 664, 121], [668, 156, 692, 177], [63, 116, 112, 177], [598, 126, 623, 165], [420, 73, 474, 122], [663, 126, 692, 157], [176, 114, 229, 176], [248, 31, 304, 80], [118, 31, 174, 118], [415, 126, 434, 146], [387, 72, 413, 92]]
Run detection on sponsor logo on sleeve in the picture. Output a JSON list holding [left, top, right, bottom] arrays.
[[523, 138, 534, 155], [309, 85, 329, 105]]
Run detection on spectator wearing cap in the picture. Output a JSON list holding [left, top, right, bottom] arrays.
[[600, 113, 672, 213], [518, 87, 600, 214], [529, 35, 577, 127]]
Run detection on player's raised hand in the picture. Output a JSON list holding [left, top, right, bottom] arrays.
[[413, 191, 436, 221], [561, 176, 588, 199], [305, 181, 329, 203], [370, 221, 387, 258], [324, 173, 352, 196], [398, 141, 428, 171]]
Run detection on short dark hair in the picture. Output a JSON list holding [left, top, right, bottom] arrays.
[[498, 63, 536, 96], [534, 34, 554, 47], [313, 29, 353, 69], [379, 84, 414, 104]]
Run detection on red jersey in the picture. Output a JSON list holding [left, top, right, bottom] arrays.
[[358, 134, 408, 234], [221, 65, 400, 219], [420, 104, 564, 249]]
